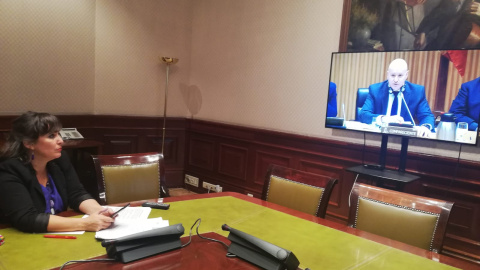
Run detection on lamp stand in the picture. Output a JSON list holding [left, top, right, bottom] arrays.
[[160, 57, 179, 154]]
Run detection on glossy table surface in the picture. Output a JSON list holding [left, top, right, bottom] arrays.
[[1, 192, 479, 270]]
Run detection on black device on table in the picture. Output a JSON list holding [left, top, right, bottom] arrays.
[[388, 122, 414, 128], [102, 224, 184, 263], [221, 224, 299, 270], [142, 202, 170, 210]]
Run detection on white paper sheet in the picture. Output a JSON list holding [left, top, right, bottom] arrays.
[[95, 217, 169, 240], [109, 205, 151, 220]]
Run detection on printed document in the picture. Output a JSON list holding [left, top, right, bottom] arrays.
[[95, 206, 169, 240]]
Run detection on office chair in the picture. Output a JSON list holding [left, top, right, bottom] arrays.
[[348, 183, 453, 253], [355, 88, 370, 121], [262, 164, 337, 218], [92, 152, 169, 205]]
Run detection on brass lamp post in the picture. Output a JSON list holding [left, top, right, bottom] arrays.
[[160, 56, 179, 154]]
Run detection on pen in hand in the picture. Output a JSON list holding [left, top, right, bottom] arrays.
[[111, 203, 130, 218]]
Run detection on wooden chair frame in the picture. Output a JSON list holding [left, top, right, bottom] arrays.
[[262, 164, 337, 218], [92, 152, 169, 205], [348, 183, 453, 253]]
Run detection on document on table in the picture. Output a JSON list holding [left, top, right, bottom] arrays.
[[108, 205, 152, 220], [46, 206, 152, 235], [95, 206, 169, 240]]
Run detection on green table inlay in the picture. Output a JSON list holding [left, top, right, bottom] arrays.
[[0, 196, 458, 270], [0, 223, 103, 270]]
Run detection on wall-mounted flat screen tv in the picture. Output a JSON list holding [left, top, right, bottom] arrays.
[[326, 49, 480, 146]]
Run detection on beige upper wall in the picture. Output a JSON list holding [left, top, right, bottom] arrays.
[[1, 0, 342, 125], [0, 0, 192, 117], [0, 0, 95, 114], [1, 0, 479, 161], [94, 0, 193, 116], [189, 0, 343, 138]]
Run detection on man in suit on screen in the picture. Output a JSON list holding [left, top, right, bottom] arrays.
[[449, 77, 480, 131], [358, 58, 435, 137]]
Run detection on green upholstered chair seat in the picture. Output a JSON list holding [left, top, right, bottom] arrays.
[[348, 183, 453, 253], [102, 162, 160, 204], [266, 175, 325, 216], [262, 165, 337, 218], [93, 152, 167, 205], [355, 197, 439, 250]]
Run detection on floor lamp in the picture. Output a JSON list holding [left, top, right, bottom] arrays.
[[160, 56, 179, 154]]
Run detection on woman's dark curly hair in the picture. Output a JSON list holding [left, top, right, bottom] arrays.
[[0, 111, 62, 162]]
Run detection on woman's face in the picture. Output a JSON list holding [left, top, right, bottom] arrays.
[[30, 131, 64, 162]]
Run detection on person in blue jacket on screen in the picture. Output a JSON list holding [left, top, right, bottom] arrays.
[[358, 58, 435, 137], [327, 82, 337, 117], [449, 77, 480, 131]]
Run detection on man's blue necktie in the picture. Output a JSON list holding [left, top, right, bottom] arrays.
[[391, 91, 399, 116]]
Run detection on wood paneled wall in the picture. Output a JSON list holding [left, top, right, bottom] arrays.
[[0, 115, 478, 263]]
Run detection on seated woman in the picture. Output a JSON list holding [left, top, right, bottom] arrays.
[[0, 111, 115, 233]]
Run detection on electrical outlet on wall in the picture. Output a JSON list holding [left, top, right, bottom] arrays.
[[203, 181, 222, 192], [185, 174, 199, 187]]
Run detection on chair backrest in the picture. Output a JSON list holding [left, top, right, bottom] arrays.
[[262, 165, 337, 218], [356, 88, 369, 121], [348, 183, 453, 253], [92, 152, 169, 205]]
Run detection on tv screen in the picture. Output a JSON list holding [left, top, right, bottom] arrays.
[[326, 49, 480, 145]]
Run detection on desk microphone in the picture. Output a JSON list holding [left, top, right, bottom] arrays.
[[400, 92, 416, 127], [222, 224, 289, 260], [222, 224, 299, 270], [101, 224, 184, 263]]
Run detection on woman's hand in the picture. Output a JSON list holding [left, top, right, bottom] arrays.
[[98, 207, 115, 217], [47, 208, 114, 232], [81, 209, 115, 231]]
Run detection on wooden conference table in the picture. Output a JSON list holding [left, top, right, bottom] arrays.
[[0, 192, 478, 270]]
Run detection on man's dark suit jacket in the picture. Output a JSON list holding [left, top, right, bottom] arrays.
[[0, 151, 93, 232], [358, 80, 435, 129], [327, 82, 338, 117], [449, 77, 480, 131]]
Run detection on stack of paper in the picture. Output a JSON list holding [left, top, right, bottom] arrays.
[[95, 206, 169, 240]]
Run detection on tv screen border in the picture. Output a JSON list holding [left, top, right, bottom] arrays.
[[325, 48, 480, 146]]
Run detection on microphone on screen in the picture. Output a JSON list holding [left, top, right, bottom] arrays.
[[400, 92, 416, 127]]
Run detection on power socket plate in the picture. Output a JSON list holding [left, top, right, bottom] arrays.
[[185, 174, 199, 187], [202, 181, 222, 192]]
